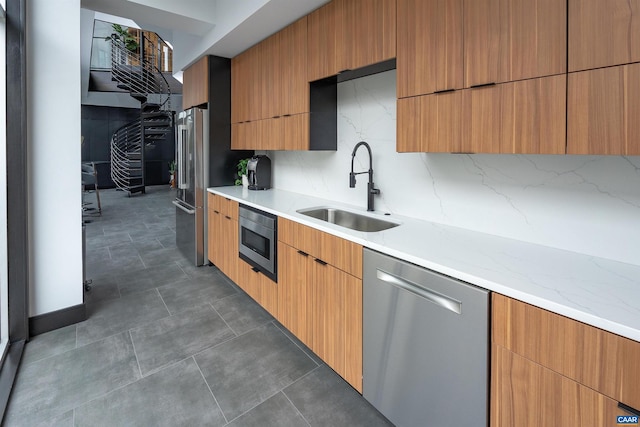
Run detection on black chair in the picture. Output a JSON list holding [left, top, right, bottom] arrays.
[[81, 162, 102, 216]]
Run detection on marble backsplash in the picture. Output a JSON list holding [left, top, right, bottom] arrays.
[[266, 70, 640, 266]]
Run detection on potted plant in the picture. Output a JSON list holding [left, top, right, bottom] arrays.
[[107, 24, 140, 53], [168, 160, 176, 188], [235, 158, 250, 187]]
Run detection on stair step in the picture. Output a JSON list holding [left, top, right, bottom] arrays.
[[144, 127, 171, 135], [143, 120, 172, 128], [131, 93, 147, 102]]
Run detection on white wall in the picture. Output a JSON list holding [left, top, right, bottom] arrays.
[[28, 0, 84, 316], [269, 70, 640, 266]]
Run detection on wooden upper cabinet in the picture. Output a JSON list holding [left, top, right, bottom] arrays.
[[398, 75, 566, 154], [464, 0, 566, 87], [569, 0, 640, 72], [308, 0, 396, 82], [397, 0, 463, 98], [464, 75, 566, 154], [568, 64, 640, 155], [397, 91, 464, 152], [307, 0, 340, 82], [182, 56, 209, 110], [259, 17, 308, 119], [277, 17, 308, 117], [231, 45, 262, 123]]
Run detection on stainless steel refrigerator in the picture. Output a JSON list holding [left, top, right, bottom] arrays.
[[173, 56, 253, 266], [174, 107, 208, 266]]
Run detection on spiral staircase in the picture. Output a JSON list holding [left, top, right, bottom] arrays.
[[109, 34, 173, 195]]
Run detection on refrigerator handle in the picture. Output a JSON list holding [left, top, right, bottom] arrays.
[[177, 127, 188, 189], [172, 200, 196, 214]]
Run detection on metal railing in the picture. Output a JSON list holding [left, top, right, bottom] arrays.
[[109, 33, 174, 194], [110, 119, 144, 193], [110, 34, 172, 110]]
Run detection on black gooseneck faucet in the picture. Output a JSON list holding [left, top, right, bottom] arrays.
[[349, 141, 380, 211]]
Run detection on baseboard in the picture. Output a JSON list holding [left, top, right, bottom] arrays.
[[29, 304, 87, 337], [0, 340, 25, 423]]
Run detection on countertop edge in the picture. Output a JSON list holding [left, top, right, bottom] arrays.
[[208, 187, 640, 342]]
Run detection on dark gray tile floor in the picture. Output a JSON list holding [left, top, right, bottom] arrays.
[[3, 185, 392, 426]]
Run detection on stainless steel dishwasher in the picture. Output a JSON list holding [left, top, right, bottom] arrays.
[[363, 248, 489, 427]]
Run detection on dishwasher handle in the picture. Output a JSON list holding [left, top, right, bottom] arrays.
[[376, 269, 462, 315]]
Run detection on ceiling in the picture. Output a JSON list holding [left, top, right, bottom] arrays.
[[81, 0, 329, 71]]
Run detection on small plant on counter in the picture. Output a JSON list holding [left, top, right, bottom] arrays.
[[235, 158, 249, 186]]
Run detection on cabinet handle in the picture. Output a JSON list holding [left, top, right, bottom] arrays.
[[213, 210, 220, 214], [619, 402, 640, 417], [297, 250, 309, 257], [272, 115, 280, 119], [225, 215, 231, 220], [251, 267, 260, 273], [314, 258, 327, 266], [282, 114, 291, 117], [470, 82, 496, 89], [434, 89, 455, 94]]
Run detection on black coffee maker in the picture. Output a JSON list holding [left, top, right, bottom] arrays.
[[247, 155, 271, 190]]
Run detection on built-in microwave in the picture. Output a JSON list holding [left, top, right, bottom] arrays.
[[238, 204, 277, 282]]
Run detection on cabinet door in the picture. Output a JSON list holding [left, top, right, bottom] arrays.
[[491, 344, 622, 427], [231, 44, 262, 123], [277, 17, 308, 116], [307, 0, 340, 82], [464, 75, 566, 154], [231, 53, 249, 123], [340, 0, 396, 73], [237, 259, 278, 318], [310, 259, 362, 392], [568, 64, 640, 155], [464, 0, 566, 87], [282, 114, 310, 151], [182, 56, 209, 110], [397, 0, 463, 98], [207, 208, 220, 265], [277, 242, 311, 345], [308, 0, 396, 81], [493, 293, 640, 410], [217, 215, 240, 282], [397, 91, 464, 153], [569, 0, 640, 72]]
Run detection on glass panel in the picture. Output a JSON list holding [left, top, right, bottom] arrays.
[[242, 228, 270, 259]]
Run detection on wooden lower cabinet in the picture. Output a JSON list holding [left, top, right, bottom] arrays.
[[492, 293, 640, 421], [277, 243, 310, 344], [491, 344, 622, 427], [309, 257, 362, 391], [277, 239, 363, 392], [207, 194, 239, 283], [236, 258, 278, 318]]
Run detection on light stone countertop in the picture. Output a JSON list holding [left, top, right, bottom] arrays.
[[209, 186, 640, 342]]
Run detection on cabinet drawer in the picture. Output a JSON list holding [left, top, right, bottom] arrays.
[[209, 194, 238, 220], [491, 344, 624, 427], [278, 217, 362, 278], [493, 293, 640, 410]]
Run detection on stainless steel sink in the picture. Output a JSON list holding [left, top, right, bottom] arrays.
[[296, 206, 400, 232]]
